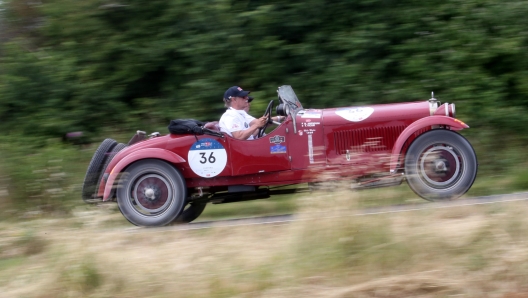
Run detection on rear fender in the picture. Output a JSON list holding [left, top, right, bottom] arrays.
[[102, 148, 186, 201], [389, 116, 469, 172]]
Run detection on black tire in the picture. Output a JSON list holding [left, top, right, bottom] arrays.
[[173, 202, 207, 224], [116, 159, 186, 226], [97, 143, 127, 201], [98, 143, 127, 183], [404, 130, 477, 201], [82, 139, 117, 203]]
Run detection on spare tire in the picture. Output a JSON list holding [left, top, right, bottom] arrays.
[[82, 139, 117, 203], [98, 143, 127, 183], [97, 143, 127, 201]]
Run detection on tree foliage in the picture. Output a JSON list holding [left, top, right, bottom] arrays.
[[1, 0, 528, 140]]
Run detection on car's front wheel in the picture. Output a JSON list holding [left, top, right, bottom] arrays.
[[117, 159, 186, 226], [404, 130, 477, 201]]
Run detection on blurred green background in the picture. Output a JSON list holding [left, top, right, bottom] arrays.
[[1, 0, 528, 217]]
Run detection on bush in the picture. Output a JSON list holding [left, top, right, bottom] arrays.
[[0, 135, 92, 216]]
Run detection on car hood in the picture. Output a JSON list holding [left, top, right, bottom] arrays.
[[319, 101, 431, 126]]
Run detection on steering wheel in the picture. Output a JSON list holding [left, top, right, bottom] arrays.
[[257, 100, 274, 138]]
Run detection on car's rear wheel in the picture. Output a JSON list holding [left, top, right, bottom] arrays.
[[405, 130, 477, 201], [173, 202, 207, 224], [82, 138, 117, 203], [117, 159, 186, 226]]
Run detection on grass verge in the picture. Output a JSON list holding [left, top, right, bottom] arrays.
[[2, 190, 528, 297]]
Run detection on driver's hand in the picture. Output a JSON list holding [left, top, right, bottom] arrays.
[[256, 116, 268, 128]]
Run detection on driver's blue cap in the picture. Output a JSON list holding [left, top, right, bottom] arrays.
[[224, 86, 250, 100]]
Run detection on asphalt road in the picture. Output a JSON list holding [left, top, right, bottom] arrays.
[[124, 191, 528, 233]]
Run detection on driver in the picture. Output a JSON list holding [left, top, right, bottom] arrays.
[[219, 86, 268, 140]]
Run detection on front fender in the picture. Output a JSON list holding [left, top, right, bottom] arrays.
[[389, 116, 469, 172], [102, 148, 186, 201]]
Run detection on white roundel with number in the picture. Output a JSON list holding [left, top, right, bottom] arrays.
[[335, 107, 374, 122], [188, 138, 228, 178]]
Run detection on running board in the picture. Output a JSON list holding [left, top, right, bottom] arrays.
[[352, 175, 404, 190], [210, 189, 270, 204], [208, 187, 311, 204]]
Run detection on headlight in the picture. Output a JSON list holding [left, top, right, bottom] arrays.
[[433, 103, 456, 118], [449, 103, 456, 118], [276, 103, 290, 116]]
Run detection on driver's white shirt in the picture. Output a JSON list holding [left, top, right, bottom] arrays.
[[219, 107, 256, 140]]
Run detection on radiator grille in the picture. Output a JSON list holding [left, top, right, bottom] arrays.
[[334, 126, 406, 154]]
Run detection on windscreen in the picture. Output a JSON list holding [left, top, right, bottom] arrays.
[[277, 85, 303, 111]]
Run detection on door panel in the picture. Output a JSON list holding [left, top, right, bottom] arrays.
[[228, 124, 291, 175]]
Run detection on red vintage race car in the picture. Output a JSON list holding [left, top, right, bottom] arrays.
[[82, 85, 477, 226]]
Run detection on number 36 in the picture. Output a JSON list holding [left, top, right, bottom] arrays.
[[199, 152, 216, 164]]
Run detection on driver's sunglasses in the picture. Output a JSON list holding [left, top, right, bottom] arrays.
[[237, 96, 249, 102]]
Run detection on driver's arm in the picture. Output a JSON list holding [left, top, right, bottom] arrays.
[[232, 116, 268, 140], [249, 116, 283, 125]]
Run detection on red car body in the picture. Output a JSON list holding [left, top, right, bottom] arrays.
[[82, 85, 477, 226]]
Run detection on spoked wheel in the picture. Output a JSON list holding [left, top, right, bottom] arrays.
[[173, 202, 207, 224], [405, 130, 477, 201], [82, 138, 117, 203], [117, 159, 186, 226]]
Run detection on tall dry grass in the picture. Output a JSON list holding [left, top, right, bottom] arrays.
[[2, 189, 528, 297]]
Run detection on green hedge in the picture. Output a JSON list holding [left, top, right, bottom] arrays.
[[1, 0, 528, 211], [1, 0, 528, 139]]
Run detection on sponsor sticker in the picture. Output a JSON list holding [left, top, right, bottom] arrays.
[[269, 135, 286, 144], [301, 121, 320, 127], [270, 144, 287, 154], [335, 107, 374, 122], [188, 138, 227, 178], [301, 110, 322, 118], [302, 129, 316, 135]]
